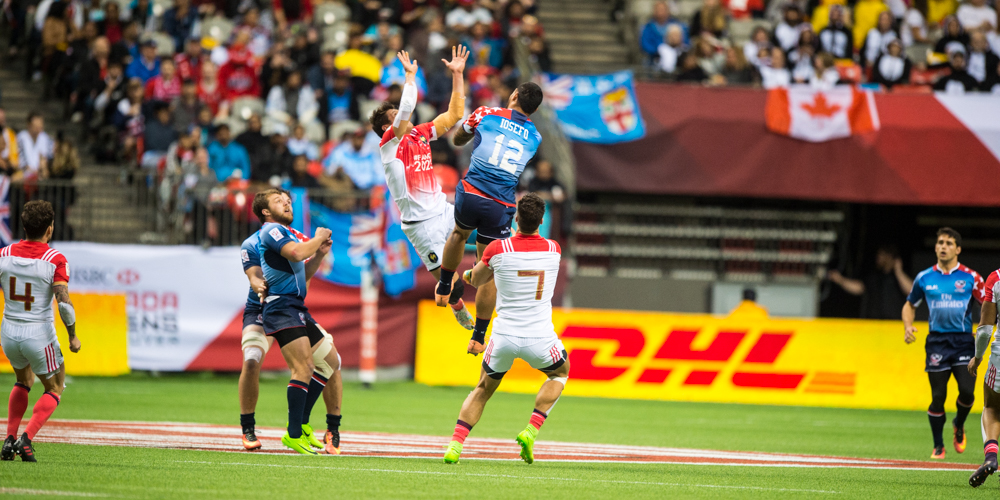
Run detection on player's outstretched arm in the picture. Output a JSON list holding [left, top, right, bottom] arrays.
[[453, 124, 475, 147], [468, 260, 494, 288], [433, 45, 469, 138], [392, 51, 419, 139], [54, 284, 81, 353], [280, 227, 333, 263], [902, 301, 918, 344]]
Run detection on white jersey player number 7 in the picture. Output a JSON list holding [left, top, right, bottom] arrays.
[[484, 235, 562, 338]]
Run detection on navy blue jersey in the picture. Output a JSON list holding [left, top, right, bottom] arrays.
[[240, 231, 262, 307], [463, 106, 542, 206], [258, 223, 309, 300], [907, 263, 985, 333]]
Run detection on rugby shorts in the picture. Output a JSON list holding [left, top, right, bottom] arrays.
[[454, 181, 516, 245], [925, 331, 975, 373], [402, 204, 455, 272], [1, 321, 64, 376], [482, 334, 566, 376]]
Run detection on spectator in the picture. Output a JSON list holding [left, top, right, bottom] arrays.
[[162, 0, 198, 52], [207, 123, 251, 180], [790, 31, 819, 82], [240, 7, 272, 59], [675, 51, 710, 82], [197, 61, 226, 116], [446, 0, 493, 33], [289, 154, 320, 188], [967, 31, 1000, 84], [93, 62, 126, 126], [219, 49, 261, 101], [718, 46, 755, 84], [827, 245, 913, 320], [110, 20, 140, 66], [254, 128, 294, 184], [527, 33, 552, 73], [179, 146, 218, 218], [130, 0, 154, 31], [983, 60, 1000, 92], [39, 1, 71, 90], [901, 1, 929, 47], [287, 123, 319, 160], [693, 36, 725, 76], [99, 1, 125, 44], [194, 107, 216, 143], [0, 132, 18, 179], [171, 79, 204, 134], [16, 112, 54, 178], [49, 130, 79, 180], [811, 0, 849, 33], [307, 51, 338, 97], [819, 5, 853, 59], [334, 35, 383, 87], [956, 0, 997, 32], [658, 24, 688, 74], [265, 70, 320, 130], [125, 39, 160, 83], [641, 1, 688, 64], [872, 39, 912, 87], [810, 51, 841, 89], [174, 37, 205, 81], [744, 26, 771, 66], [114, 78, 145, 162], [527, 159, 565, 203], [773, 4, 807, 52], [465, 21, 506, 69], [145, 57, 183, 103], [690, 0, 728, 39], [161, 126, 199, 207], [288, 30, 321, 71], [863, 11, 899, 67], [273, 0, 314, 32], [323, 127, 383, 189], [75, 36, 113, 120], [933, 47, 980, 92], [142, 102, 179, 169], [236, 114, 268, 172], [935, 16, 969, 55], [928, 0, 958, 25], [853, 0, 890, 50], [759, 46, 792, 88], [364, 14, 403, 60], [0, 109, 19, 171]]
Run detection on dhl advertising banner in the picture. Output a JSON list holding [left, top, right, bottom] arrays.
[[0, 293, 129, 376], [415, 301, 979, 411]]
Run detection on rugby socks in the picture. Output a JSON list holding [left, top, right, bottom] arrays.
[[955, 398, 974, 429], [452, 420, 472, 444], [450, 299, 466, 311], [985, 440, 998, 463], [240, 413, 255, 433], [928, 411, 946, 448], [25, 392, 59, 441], [6, 383, 29, 438], [327, 414, 342, 433], [437, 268, 456, 296], [302, 372, 328, 425], [287, 380, 309, 439], [529, 409, 547, 431]]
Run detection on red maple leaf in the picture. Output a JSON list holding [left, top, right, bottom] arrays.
[[800, 93, 841, 118]]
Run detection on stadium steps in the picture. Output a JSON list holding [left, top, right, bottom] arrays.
[[537, 0, 635, 74]]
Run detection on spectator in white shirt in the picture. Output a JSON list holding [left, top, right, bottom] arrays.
[[657, 24, 688, 74], [900, 5, 928, 47], [872, 39, 912, 88], [773, 4, 808, 52], [864, 11, 899, 67], [956, 0, 997, 32], [790, 34, 818, 82], [967, 31, 1000, 83], [760, 46, 792, 88], [16, 112, 54, 177], [744, 26, 772, 66], [810, 51, 841, 89], [446, 0, 493, 33]]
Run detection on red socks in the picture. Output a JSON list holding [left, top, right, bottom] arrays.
[[452, 420, 472, 444], [6, 383, 30, 438], [529, 409, 547, 431], [25, 392, 60, 440], [450, 299, 466, 311]]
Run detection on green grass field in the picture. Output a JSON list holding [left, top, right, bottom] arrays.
[[0, 373, 995, 499]]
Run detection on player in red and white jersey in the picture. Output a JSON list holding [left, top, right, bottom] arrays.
[[1, 201, 81, 463], [370, 46, 474, 330], [441, 194, 568, 465], [968, 268, 1000, 486]]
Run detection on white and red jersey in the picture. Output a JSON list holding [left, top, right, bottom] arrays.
[[0, 241, 69, 324], [983, 269, 1000, 353], [482, 233, 561, 338], [379, 122, 448, 223]]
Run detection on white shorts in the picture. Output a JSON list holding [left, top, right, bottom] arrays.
[[483, 334, 566, 374], [401, 204, 455, 272], [986, 352, 1000, 393], [0, 321, 63, 376]]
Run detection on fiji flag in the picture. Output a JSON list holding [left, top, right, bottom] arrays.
[[0, 176, 13, 245], [540, 70, 645, 144]]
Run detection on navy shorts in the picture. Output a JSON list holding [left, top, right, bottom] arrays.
[[262, 295, 316, 336], [454, 181, 516, 245], [925, 331, 975, 372], [242, 303, 263, 329]]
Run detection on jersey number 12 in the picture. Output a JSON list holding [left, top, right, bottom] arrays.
[[488, 135, 524, 175]]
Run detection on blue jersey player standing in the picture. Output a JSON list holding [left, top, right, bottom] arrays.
[[434, 82, 545, 355], [903, 227, 985, 460]]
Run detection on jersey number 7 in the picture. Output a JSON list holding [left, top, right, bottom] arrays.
[[518, 270, 545, 300], [488, 136, 524, 175], [9, 277, 34, 311]]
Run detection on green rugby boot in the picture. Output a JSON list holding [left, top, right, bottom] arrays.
[[443, 440, 463, 464], [282, 432, 319, 455], [516, 426, 538, 464], [302, 423, 324, 450]]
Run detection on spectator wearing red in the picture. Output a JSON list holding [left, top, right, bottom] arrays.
[[197, 60, 225, 115], [219, 48, 261, 101], [145, 57, 183, 103], [99, 1, 124, 44], [175, 37, 204, 82]]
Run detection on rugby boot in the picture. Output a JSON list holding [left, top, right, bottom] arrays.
[[14, 433, 36, 462], [1, 436, 15, 461], [281, 432, 318, 455], [970, 458, 998, 487], [516, 426, 538, 464], [443, 441, 463, 464], [452, 303, 475, 330], [301, 423, 324, 450], [954, 424, 967, 453], [242, 428, 262, 451], [930, 446, 946, 460], [324, 429, 341, 455]]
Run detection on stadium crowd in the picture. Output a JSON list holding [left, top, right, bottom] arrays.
[[0, 0, 566, 242], [636, 0, 1000, 92]]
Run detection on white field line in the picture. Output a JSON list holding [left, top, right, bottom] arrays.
[[0, 488, 109, 497]]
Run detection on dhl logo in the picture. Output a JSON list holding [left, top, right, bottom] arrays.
[[557, 326, 856, 395]]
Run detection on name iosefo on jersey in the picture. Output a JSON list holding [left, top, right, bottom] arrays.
[[498, 118, 530, 140], [126, 290, 180, 346]]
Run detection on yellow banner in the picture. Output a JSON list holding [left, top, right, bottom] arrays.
[[0, 293, 129, 376], [415, 300, 981, 411]]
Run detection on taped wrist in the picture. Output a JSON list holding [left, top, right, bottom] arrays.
[[393, 82, 417, 128], [976, 324, 994, 359], [58, 302, 76, 327], [471, 330, 486, 344]]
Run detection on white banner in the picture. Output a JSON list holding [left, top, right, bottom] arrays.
[[55, 242, 247, 371]]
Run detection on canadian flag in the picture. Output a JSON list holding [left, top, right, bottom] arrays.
[[765, 86, 880, 142]]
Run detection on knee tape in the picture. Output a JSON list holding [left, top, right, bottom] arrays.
[[548, 374, 568, 386], [243, 346, 263, 364]]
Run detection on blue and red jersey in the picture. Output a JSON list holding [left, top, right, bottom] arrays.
[[907, 263, 985, 333], [257, 223, 312, 300], [463, 106, 542, 206]]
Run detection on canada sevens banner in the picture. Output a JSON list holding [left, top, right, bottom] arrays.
[[540, 70, 646, 144], [415, 302, 983, 411]]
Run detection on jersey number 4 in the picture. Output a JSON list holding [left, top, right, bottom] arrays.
[[488, 135, 524, 175], [9, 277, 34, 311], [517, 270, 545, 300]]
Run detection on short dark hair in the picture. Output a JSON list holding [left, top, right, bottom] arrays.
[[369, 101, 397, 134], [21, 200, 54, 239], [516, 193, 546, 234], [937, 227, 962, 247], [515, 82, 543, 115], [252, 188, 285, 223], [27, 111, 43, 123]]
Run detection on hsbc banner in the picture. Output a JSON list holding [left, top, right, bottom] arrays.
[[540, 71, 646, 144], [56, 242, 245, 371], [415, 302, 980, 411]]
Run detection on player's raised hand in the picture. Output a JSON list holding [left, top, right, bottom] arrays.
[[318, 238, 332, 255], [315, 227, 333, 241], [442, 45, 469, 74], [397, 50, 418, 74], [69, 335, 81, 353], [969, 356, 982, 376], [467, 339, 485, 356], [904, 325, 917, 344]]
